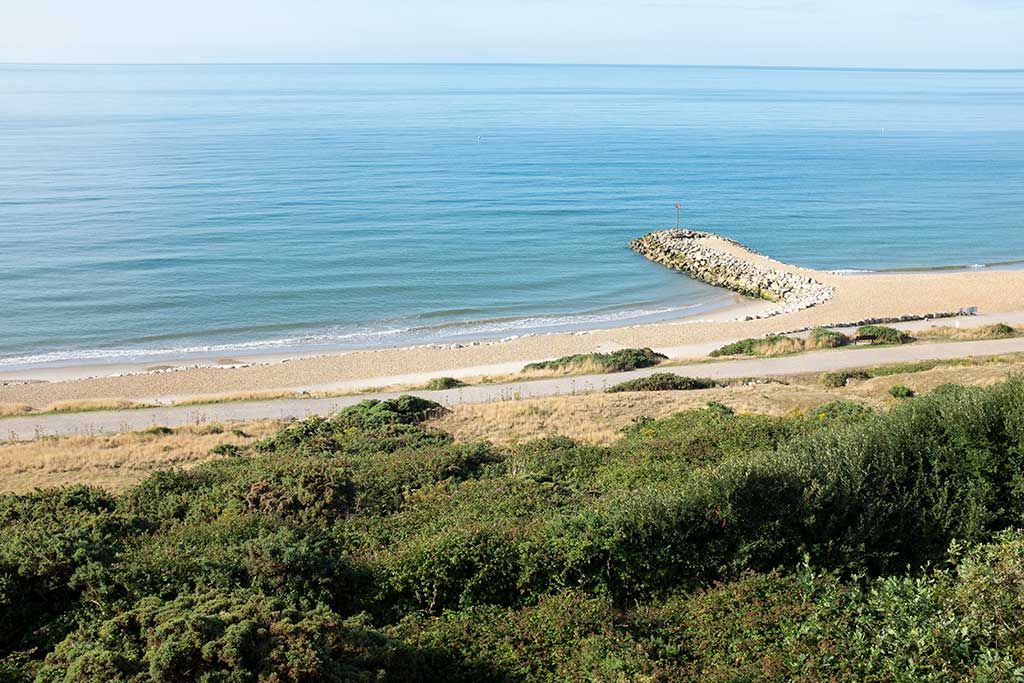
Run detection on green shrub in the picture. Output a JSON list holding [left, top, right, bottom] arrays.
[[335, 395, 445, 429], [889, 384, 915, 398], [34, 590, 433, 682], [606, 373, 717, 393], [0, 487, 151, 657], [704, 400, 735, 416], [523, 348, 667, 373], [255, 396, 447, 454], [423, 377, 466, 391], [821, 369, 871, 388], [985, 322, 1016, 338], [856, 324, 913, 344], [210, 442, 240, 456]]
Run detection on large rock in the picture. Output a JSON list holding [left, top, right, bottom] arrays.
[[629, 229, 835, 317]]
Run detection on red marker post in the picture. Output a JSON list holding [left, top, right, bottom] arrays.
[[675, 202, 681, 228]]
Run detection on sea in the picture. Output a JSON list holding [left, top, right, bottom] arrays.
[[1, 64, 1023, 370]]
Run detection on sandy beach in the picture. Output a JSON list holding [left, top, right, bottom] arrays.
[[4, 232, 1024, 410]]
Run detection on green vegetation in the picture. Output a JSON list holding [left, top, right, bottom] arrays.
[[918, 322, 1019, 341], [606, 373, 718, 393], [8, 381, 1024, 679], [889, 384, 915, 398], [986, 322, 1016, 337], [210, 442, 241, 456], [807, 326, 851, 349], [422, 376, 466, 391], [819, 355, 1013, 388], [522, 347, 667, 373], [856, 324, 913, 344], [821, 369, 872, 388], [708, 334, 800, 357], [709, 328, 850, 358]]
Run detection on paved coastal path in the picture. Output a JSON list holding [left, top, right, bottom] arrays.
[[5, 336, 1024, 442]]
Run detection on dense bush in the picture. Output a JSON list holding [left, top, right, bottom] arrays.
[[606, 373, 717, 393], [889, 384, 915, 398], [35, 590, 438, 682], [522, 348, 667, 373], [857, 324, 913, 344], [7, 383, 1024, 679]]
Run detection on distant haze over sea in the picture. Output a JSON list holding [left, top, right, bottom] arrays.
[[1, 64, 1023, 368]]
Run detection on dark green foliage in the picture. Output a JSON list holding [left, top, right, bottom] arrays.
[[422, 377, 466, 390], [35, 590, 438, 682], [210, 442, 240, 456], [857, 324, 913, 344], [703, 400, 734, 415], [522, 347, 667, 373], [334, 396, 446, 430], [606, 373, 718, 393], [8, 383, 1024, 679], [889, 384, 915, 398], [708, 334, 794, 357], [987, 322, 1016, 338]]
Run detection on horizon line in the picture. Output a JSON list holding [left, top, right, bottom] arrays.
[[1, 60, 1023, 73]]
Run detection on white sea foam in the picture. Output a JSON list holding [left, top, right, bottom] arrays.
[[0, 301, 724, 370]]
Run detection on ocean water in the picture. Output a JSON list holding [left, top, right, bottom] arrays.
[[1, 64, 1023, 369]]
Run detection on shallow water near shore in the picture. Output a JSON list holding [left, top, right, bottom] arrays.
[[2, 64, 1023, 369]]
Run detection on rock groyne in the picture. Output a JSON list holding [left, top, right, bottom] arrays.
[[630, 229, 835, 317]]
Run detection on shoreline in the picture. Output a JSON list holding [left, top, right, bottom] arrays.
[[0, 289, 747, 376], [5, 230, 1024, 409], [6, 251, 1024, 380], [0, 294, 767, 384]]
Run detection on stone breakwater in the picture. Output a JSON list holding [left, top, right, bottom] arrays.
[[629, 229, 835, 317]]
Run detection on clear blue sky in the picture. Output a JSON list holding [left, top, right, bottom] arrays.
[[3, 0, 1022, 68]]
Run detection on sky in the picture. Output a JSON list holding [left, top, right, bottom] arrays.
[[2, 0, 1022, 69]]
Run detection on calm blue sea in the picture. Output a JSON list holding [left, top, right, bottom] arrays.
[[1, 64, 1023, 369]]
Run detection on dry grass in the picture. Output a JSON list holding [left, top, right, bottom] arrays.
[[844, 362, 1024, 402], [752, 337, 806, 356], [429, 383, 854, 445], [432, 356, 1024, 446], [7, 353, 1024, 494], [0, 403, 34, 416], [518, 359, 611, 379], [0, 419, 282, 494], [43, 398, 157, 413], [916, 323, 1018, 342], [171, 390, 312, 406]]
